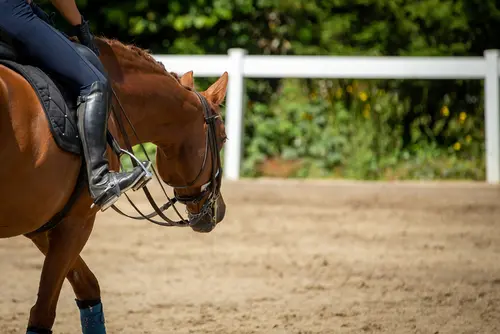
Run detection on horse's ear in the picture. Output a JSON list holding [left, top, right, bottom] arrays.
[[204, 72, 228, 105], [180, 71, 194, 89]]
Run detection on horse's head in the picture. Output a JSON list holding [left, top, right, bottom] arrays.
[[154, 71, 228, 233], [94, 38, 228, 232]]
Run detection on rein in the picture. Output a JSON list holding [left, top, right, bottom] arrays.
[[108, 89, 221, 227]]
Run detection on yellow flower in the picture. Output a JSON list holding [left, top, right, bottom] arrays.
[[453, 142, 461, 151], [465, 135, 472, 143], [363, 106, 370, 119], [146, 12, 156, 21], [459, 112, 467, 123], [346, 85, 353, 94], [441, 106, 450, 117], [359, 91, 368, 102], [335, 87, 343, 99], [302, 113, 313, 121]]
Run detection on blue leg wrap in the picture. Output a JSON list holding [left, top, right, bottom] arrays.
[[26, 326, 52, 334], [76, 299, 106, 334]]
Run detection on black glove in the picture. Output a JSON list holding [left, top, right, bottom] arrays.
[[30, 1, 56, 27], [73, 16, 100, 56]]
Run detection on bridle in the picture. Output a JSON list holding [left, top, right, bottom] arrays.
[[108, 89, 223, 227]]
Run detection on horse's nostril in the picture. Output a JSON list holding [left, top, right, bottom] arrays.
[[190, 218, 216, 233]]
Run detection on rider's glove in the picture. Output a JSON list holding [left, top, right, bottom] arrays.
[[73, 16, 100, 56]]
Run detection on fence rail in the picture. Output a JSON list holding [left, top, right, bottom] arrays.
[[153, 49, 500, 184]]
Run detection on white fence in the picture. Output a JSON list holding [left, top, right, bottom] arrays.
[[153, 49, 500, 184]]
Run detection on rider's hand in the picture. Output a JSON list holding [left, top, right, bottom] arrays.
[[73, 16, 100, 56]]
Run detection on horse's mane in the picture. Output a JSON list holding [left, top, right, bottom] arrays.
[[98, 37, 180, 82]]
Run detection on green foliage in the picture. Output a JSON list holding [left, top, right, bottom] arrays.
[[35, 0, 499, 180], [242, 79, 484, 180]]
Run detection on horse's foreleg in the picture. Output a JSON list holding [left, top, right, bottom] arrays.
[[26, 214, 95, 333], [67, 255, 106, 334], [29, 216, 106, 334], [66, 256, 101, 302]]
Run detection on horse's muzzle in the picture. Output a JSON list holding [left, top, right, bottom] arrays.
[[190, 195, 226, 233]]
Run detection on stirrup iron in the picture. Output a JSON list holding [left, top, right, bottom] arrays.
[[90, 193, 119, 212], [94, 194, 120, 212], [119, 148, 153, 191]]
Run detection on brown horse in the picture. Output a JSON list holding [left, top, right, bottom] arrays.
[[0, 37, 228, 332]]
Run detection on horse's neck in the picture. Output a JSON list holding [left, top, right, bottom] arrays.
[[107, 72, 201, 152], [97, 39, 203, 152]]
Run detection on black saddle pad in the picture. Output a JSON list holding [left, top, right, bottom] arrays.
[[0, 59, 81, 155], [0, 35, 110, 156]]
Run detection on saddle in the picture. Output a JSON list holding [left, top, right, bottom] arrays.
[[0, 36, 109, 155]]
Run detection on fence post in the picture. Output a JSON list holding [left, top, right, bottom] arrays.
[[484, 50, 500, 184], [224, 48, 247, 181]]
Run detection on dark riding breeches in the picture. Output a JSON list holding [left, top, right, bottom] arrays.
[[0, 0, 107, 96]]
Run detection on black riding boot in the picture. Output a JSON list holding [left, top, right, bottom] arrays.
[[77, 81, 150, 211]]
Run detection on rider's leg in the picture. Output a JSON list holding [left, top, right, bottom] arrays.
[[76, 80, 151, 210], [0, 0, 151, 210]]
